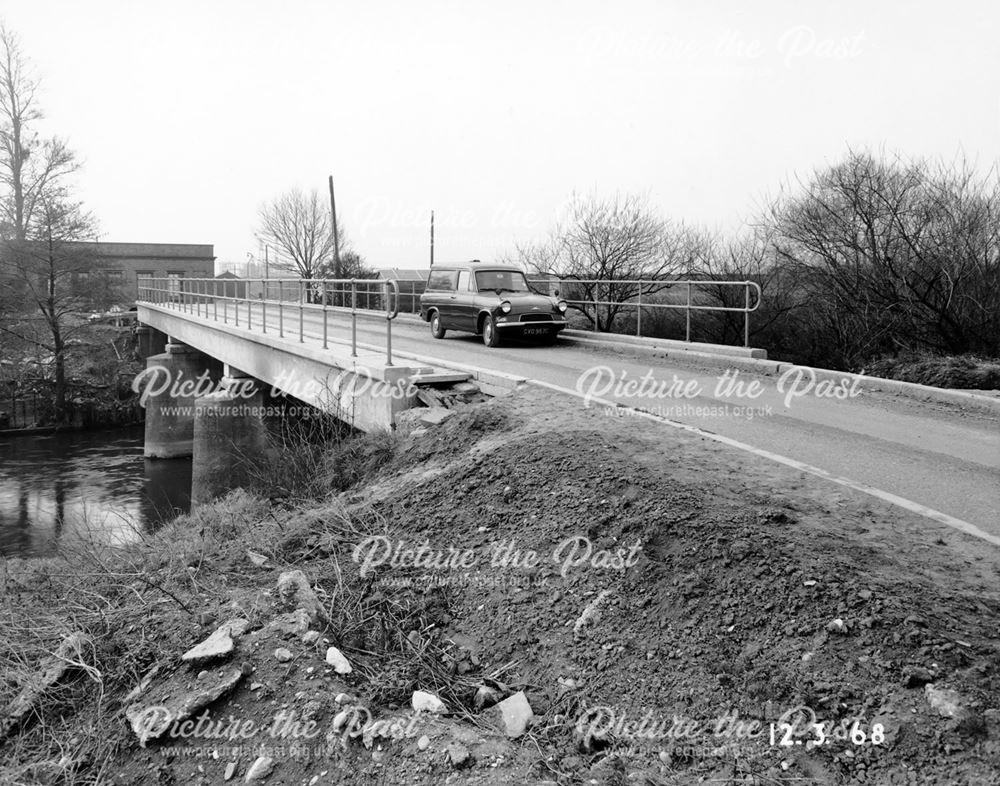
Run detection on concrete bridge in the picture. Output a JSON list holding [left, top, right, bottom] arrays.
[[135, 278, 470, 504], [134, 277, 1000, 549]]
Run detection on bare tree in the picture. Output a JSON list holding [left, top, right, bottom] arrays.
[[0, 25, 77, 242], [768, 149, 1000, 366], [0, 198, 115, 419], [0, 24, 109, 422], [257, 188, 350, 281], [509, 193, 697, 331]]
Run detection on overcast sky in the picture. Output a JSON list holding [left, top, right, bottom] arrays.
[[2, 0, 998, 271]]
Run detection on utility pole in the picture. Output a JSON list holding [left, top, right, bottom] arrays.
[[328, 175, 341, 279], [429, 210, 434, 268]]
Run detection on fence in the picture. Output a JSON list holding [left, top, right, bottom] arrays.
[[137, 277, 401, 365], [555, 278, 762, 347]]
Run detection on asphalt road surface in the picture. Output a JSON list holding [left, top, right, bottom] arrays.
[[168, 301, 1000, 543]]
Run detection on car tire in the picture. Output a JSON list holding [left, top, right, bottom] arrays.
[[430, 311, 446, 339], [482, 315, 501, 348]]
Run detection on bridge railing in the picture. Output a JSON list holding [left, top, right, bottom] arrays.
[[544, 278, 763, 348], [137, 277, 401, 366]]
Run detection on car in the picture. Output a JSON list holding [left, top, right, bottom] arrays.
[[419, 262, 568, 347]]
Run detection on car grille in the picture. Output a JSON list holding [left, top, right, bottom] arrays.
[[519, 314, 551, 323]]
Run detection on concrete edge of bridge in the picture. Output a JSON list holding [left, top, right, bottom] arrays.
[[560, 330, 768, 359]]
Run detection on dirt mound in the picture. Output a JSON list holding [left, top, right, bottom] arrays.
[[2, 387, 998, 785]]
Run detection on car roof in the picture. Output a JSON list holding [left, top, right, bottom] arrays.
[[429, 261, 524, 273]]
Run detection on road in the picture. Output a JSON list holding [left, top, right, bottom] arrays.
[[164, 301, 1000, 542]]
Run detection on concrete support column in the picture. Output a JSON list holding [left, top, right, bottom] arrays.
[[135, 326, 167, 360], [142, 342, 216, 458], [190, 367, 271, 506]]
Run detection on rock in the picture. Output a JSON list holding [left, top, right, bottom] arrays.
[[411, 690, 446, 713], [244, 755, 274, 781], [199, 612, 216, 626], [825, 618, 849, 634], [573, 590, 611, 637], [223, 761, 237, 781], [418, 406, 454, 426], [489, 691, 533, 738], [182, 619, 249, 663], [925, 684, 965, 718], [447, 742, 471, 768], [417, 734, 431, 750], [1, 632, 92, 739], [302, 631, 320, 645], [274, 648, 293, 663], [276, 570, 324, 624], [266, 610, 311, 637], [325, 647, 352, 674], [126, 666, 247, 746], [247, 550, 268, 567], [335, 692, 352, 705], [857, 589, 873, 601], [474, 684, 502, 711]]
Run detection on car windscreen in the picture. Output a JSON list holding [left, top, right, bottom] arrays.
[[474, 270, 531, 293]]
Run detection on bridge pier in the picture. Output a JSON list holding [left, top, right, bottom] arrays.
[[136, 326, 167, 360], [190, 366, 271, 506], [142, 342, 220, 458]]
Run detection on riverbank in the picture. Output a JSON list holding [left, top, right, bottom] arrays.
[[0, 322, 143, 432], [1, 387, 998, 785]]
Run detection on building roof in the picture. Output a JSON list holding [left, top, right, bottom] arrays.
[[76, 242, 215, 260]]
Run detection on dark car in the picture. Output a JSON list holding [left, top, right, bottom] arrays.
[[419, 262, 568, 347]]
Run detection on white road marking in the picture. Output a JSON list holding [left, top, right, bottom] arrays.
[[529, 379, 1000, 549]]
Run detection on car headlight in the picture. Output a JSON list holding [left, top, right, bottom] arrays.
[[557, 300, 567, 313], [500, 301, 512, 313]]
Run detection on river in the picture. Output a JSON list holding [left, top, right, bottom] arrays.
[[0, 426, 191, 558]]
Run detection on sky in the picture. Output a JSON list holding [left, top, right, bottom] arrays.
[[2, 0, 998, 272]]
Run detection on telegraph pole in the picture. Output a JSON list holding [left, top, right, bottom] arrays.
[[429, 210, 434, 268], [328, 175, 341, 279]]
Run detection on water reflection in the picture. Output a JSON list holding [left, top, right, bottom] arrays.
[[0, 426, 191, 558]]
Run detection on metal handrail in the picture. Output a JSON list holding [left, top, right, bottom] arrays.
[[136, 277, 400, 365], [549, 278, 762, 347]]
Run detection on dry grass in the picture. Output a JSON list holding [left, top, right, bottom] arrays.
[[0, 421, 483, 784]]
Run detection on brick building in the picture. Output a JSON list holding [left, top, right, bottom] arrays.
[[79, 242, 215, 302]]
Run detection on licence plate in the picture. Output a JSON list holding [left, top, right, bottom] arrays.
[[523, 327, 548, 335]]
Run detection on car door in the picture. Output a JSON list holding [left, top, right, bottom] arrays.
[[426, 269, 457, 327], [453, 270, 478, 332]]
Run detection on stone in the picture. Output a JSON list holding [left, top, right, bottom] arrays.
[[1, 632, 92, 739], [265, 610, 311, 637], [417, 734, 430, 750], [182, 619, 249, 663], [573, 590, 611, 637], [126, 666, 247, 746], [474, 684, 502, 711], [490, 691, 533, 738], [302, 631, 320, 645], [325, 646, 352, 674], [247, 551, 268, 567], [448, 742, 471, 768], [411, 690, 446, 713], [418, 406, 453, 426], [276, 570, 324, 624], [244, 755, 274, 781], [223, 761, 237, 781], [825, 618, 849, 634], [274, 648, 293, 663], [925, 684, 965, 718]]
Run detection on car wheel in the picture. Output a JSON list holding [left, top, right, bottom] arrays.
[[430, 311, 446, 339], [482, 315, 501, 348]]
